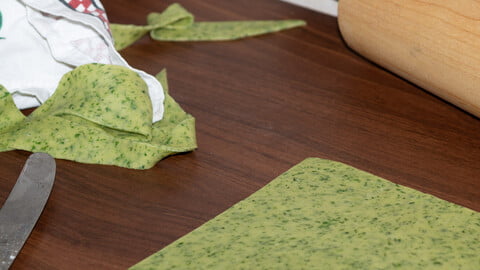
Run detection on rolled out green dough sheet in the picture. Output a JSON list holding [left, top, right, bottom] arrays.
[[131, 158, 480, 269], [0, 64, 196, 169]]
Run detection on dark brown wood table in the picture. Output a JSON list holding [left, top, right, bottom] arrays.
[[2, 0, 480, 269]]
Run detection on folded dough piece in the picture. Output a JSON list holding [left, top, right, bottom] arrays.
[[0, 64, 196, 169], [0, 0, 164, 122], [131, 158, 479, 269], [111, 3, 306, 51]]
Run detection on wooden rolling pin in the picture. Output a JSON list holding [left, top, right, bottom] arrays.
[[338, 0, 480, 117]]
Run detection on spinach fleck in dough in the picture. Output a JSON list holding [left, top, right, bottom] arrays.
[[111, 3, 306, 51], [131, 158, 480, 269], [0, 64, 196, 169]]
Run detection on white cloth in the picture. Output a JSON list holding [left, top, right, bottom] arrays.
[[0, 0, 164, 122]]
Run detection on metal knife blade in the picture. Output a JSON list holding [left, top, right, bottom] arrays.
[[0, 153, 56, 270]]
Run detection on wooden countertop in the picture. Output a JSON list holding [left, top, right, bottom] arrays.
[[2, 0, 480, 269]]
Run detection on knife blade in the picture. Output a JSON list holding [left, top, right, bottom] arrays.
[[0, 153, 56, 270]]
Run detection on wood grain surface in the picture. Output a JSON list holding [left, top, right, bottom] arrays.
[[1, 0, 480, 269]]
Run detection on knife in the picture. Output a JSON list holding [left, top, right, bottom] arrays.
[[0, 153, 56, 270]]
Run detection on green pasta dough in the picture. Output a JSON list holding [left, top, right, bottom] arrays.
[[131, 158, 480, 269], [111, 3, 306, 51], [0, 64, 196, 169], [149, 20, 307, 42]]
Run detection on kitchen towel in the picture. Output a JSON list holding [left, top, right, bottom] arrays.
[[0, 0, 165, 123], [130, 158, 479, 269], [0, 64, 196, 169], [111, 3, 306, 51]]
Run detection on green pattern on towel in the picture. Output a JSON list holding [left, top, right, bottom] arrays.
[[131, 158, 480, 269], [0, 64, 196, 169], [0, 11, 4, 39], [111, 3, 306, 51]]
